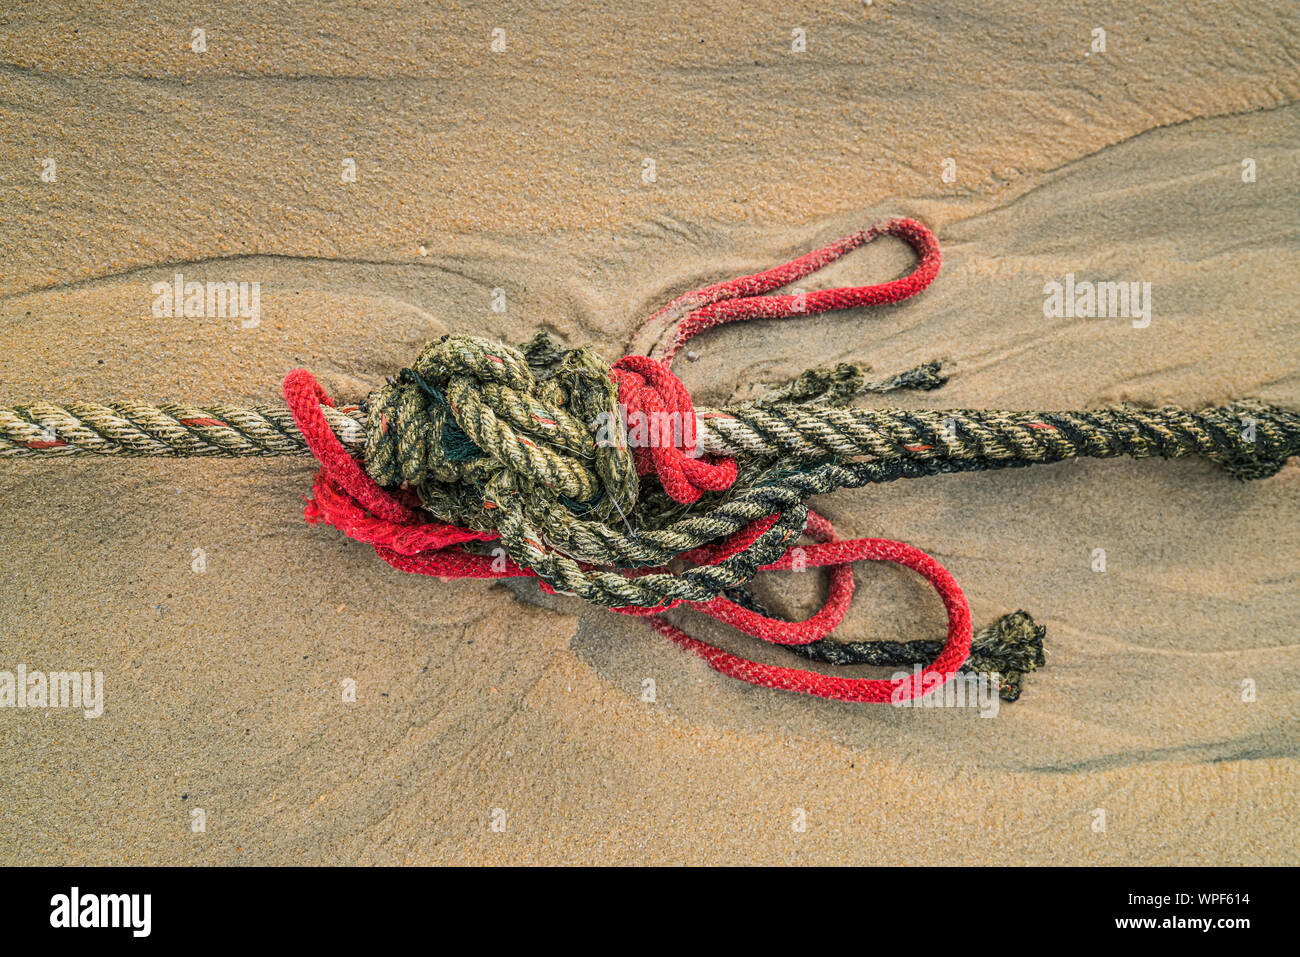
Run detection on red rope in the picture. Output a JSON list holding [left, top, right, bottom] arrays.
[[609, 354, 737, 504], [640, 217, 943, 364], [285, 217, 973, 704], [691, 532, 969, 703]]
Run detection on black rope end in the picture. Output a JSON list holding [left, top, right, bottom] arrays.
[[968, 610, 1047, 702]]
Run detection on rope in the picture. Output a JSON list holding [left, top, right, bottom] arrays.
[[0, 402, 365, 457], [4, 396, 1292, 483], [4, 217, 1296, 705], [783, 607, 1046, 703], [636, 217, 943, 362]]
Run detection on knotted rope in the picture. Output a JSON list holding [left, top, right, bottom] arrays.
[[4, 218, 1297, 705]]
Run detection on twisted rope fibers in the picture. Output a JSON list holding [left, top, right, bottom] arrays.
[[4, 218, 1296, 704]]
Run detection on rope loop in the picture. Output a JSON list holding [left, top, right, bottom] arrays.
[[638, 216, 942, 363]]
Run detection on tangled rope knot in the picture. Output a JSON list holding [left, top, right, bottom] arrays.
[[362, 334, 639, 531], [279, 218, 995, 704], [6, 217, 1297, 705]]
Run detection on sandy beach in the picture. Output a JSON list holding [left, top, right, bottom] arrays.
[[1, 1, 1297, 864]]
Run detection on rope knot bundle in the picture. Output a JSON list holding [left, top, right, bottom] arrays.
[[363, 333, 639, 534], [279, 218, 995, 704]]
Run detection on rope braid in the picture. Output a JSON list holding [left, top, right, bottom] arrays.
[[5, 391, 1290, 483], [3, 218, 1295, 705], [0, 401, 365, 458]]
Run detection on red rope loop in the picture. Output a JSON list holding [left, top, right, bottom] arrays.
[[636, 216, 942, 364], [680, 513, 970, 703], [611, 510, 970, 703]]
